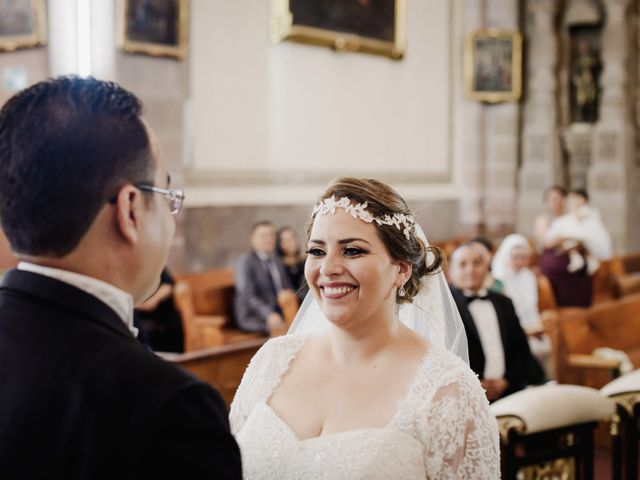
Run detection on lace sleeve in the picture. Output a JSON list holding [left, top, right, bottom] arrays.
[[421, 368, 500, 479]]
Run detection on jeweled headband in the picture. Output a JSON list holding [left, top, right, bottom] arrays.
[[312, 196, 415, 240]]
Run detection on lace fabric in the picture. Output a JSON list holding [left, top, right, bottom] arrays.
[[230, 335, 500, 479]]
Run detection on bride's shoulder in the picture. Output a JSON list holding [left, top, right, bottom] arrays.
[[422, 344, 482, 389], [248, 334, 311, 372]]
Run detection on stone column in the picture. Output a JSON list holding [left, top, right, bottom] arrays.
[[563, 123, 593, 189], [516, 0, 563, 236], [587, 0, 640, 253], [458, 0, 522, 237], [458, 0, 486, 235], [483, 0, 521, 236]]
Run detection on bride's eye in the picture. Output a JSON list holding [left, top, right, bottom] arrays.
[[344, 246, 367, 257], [306, 247, 325, 257]]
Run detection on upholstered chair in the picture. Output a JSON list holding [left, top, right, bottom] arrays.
[[492, 384, 615, 480], [601, 370, 640, 480]]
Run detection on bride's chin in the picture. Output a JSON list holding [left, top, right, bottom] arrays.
[[322, 310, 354, 328]]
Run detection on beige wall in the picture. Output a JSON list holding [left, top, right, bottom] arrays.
[[0, 1, 526, 272], [188, 0, 464, 206]]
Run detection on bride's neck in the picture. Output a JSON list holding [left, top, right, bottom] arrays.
[[327, 313, 402, 364]]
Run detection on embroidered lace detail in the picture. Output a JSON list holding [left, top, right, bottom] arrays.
[[230, 335, 310, 436], [312, 196, 415, 240], [230, 336, 500, 479]]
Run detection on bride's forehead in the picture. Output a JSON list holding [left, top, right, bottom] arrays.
[[309, 209, 378, 238]]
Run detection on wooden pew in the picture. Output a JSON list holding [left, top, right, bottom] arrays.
[[543, 293, 640, 390], [173, 269, 263, 351], [618, 252, 640, 275], [593, 253, 640, 303], [160, 338, 266, 406], [173, 269, 299, 352], [537, 274, 557, 312], [613, 273, 640, 299]]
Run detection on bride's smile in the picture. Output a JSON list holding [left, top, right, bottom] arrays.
[[319, 282, 357, 299]]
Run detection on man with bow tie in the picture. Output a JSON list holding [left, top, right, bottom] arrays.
[[449, 243, 532, 401]]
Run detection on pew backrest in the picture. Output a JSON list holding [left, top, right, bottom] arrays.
[[161, 337, 266, 405]]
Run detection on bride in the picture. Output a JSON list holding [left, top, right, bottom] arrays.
[[230, 178, 499, 479]]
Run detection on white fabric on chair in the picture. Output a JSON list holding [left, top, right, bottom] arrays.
[[491, 384, 615, 435], [600, 369, 640, 397]]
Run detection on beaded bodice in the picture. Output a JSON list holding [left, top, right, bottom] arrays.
[[230, 335, 500, 479]]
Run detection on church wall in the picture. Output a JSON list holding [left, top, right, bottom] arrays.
[[0, 1, 530, 274], [182, 0, 470, 270]]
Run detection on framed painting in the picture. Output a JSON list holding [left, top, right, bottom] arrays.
[[464, 29, 522, 103], [117, 0, 188, 60], [0, 0, 47, 52], [270, 0, 405, 60]]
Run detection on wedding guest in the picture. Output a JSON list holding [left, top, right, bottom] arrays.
[[231, 178, 499, 479], [540, 189, 612, 307], [533, 185, 567, 249], [470, 236, 502, 292], [0, 77, 241, 478], [276, 226, 308, 301], [234, 221, 294, 335], [450, 243, 535, 401], [134, 268, 184, 352], [492, 234, 553, 378]]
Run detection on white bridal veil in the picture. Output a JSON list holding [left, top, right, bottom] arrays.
[[288, 224, 470, 364]]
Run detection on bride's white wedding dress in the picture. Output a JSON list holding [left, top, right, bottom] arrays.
[[230, 334, 500, 479]]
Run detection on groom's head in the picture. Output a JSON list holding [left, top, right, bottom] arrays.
[[0, 76, 175, 302]]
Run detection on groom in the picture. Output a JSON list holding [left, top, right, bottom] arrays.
[[0, 77, 241, 478]]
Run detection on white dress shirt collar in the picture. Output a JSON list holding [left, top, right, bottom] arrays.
[[463, 288, 489, 298], [17, 262, 137, 337]]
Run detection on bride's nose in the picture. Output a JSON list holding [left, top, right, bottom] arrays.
[[319, 250, 344, 277]]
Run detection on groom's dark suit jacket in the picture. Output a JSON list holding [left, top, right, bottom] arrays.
[[450, 285, 531, 398], [0, 269, 242, 479]]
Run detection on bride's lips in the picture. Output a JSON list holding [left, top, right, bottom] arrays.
[[319, 282, 357, 299]]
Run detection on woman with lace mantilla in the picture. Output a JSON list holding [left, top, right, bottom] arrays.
[[230, 178, 500, 479]]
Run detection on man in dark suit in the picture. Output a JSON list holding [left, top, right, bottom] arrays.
[[449, 243, 532, 401], [234, 221, 294, 334], [0, 77, 242, 478]]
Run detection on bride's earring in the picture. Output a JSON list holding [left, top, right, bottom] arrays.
[[398, 286, 406, 297]]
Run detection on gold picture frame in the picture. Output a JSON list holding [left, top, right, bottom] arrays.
[[0, 0, 47, 53], [117, 0, 189, 60], [464, 29, 522, 103], [270, 0, 405, 60]]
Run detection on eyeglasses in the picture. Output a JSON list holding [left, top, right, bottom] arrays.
[[136, 184, 185, 215]]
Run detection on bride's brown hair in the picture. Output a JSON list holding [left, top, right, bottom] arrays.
[[308, 177, 444, 303]]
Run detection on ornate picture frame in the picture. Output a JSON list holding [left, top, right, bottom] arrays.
[[0, 0, 47, 53], [117, 0, 189, 60], [270, 0, 405, 60], [464, 29, 522, 103]]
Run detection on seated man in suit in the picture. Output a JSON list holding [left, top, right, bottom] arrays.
[[0, 77, 241, 478], [234, 221, 294, 335], [449, 243, 533, 401]]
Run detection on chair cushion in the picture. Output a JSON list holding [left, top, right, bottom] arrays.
[[600, 369, 640, 397], [491, 384, 615, 435]]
